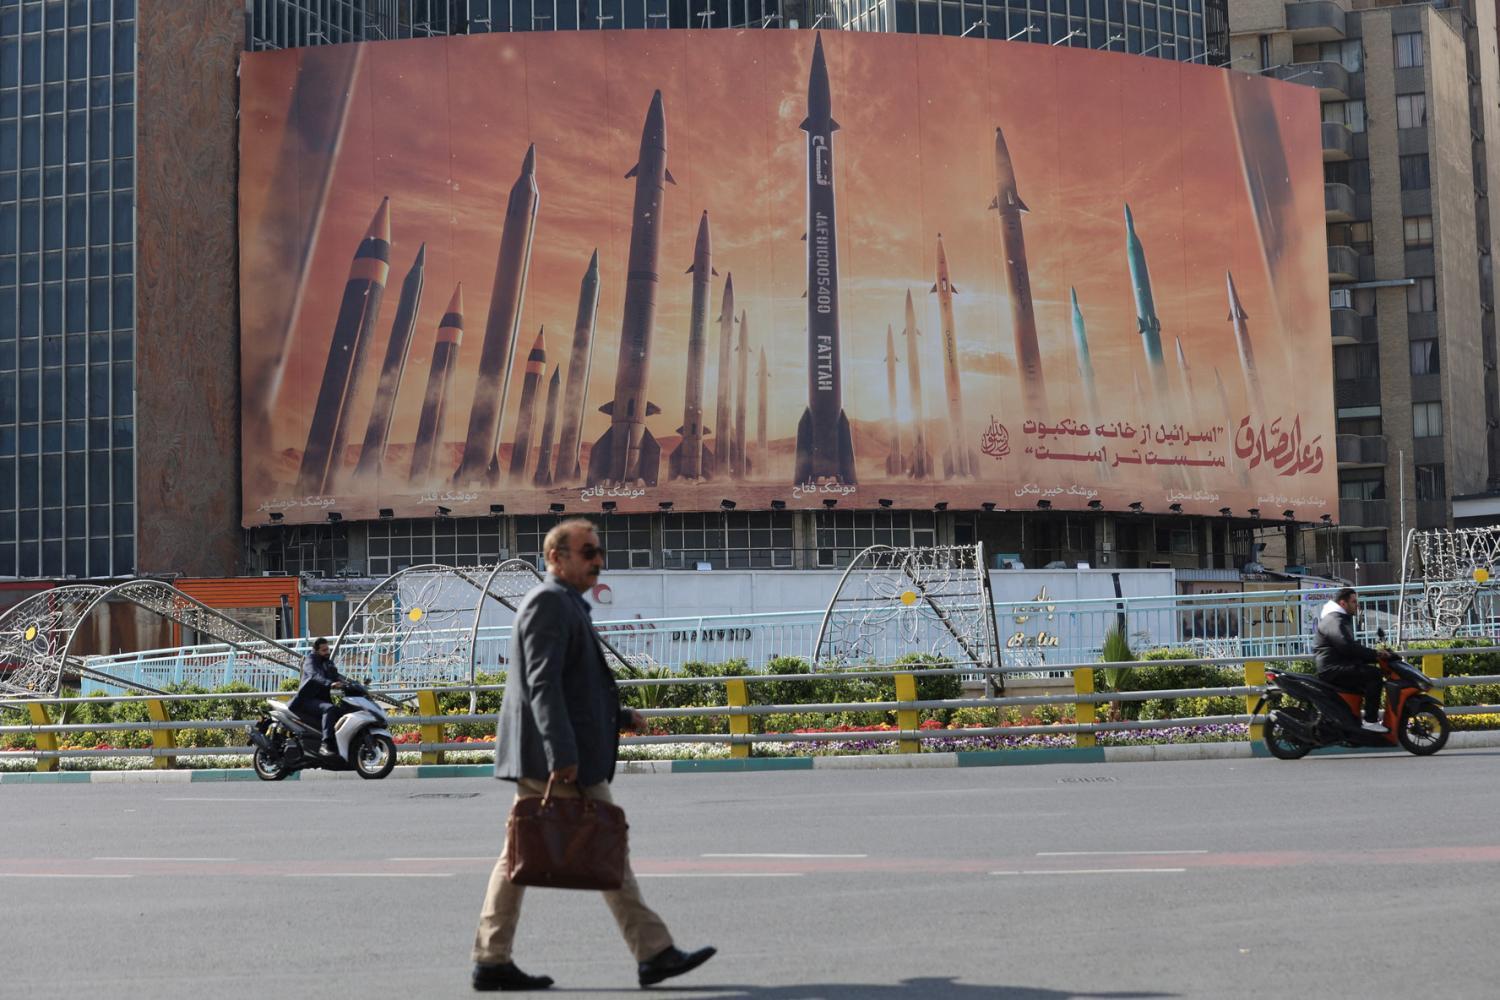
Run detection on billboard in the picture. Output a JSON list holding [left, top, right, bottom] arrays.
[[238, 30, 1336, 527]]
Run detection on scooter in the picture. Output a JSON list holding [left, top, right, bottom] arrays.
[[248, 680, 398, 780], [1254, 641, 1450, 760]]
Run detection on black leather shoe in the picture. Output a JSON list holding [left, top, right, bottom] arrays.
[[472, 961, 554, 992], [637, 945, 716, 987]]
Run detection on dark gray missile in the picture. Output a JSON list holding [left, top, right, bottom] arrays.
[[1125, 203, 1169, 399], [454, 144, 539, 486], [354, 242, 426, 481], [1226, 270, 1265, 418], [991, 126, 1048, 416], [296, 197, 391, 495], [555, 250, 600, 484], [903, 290, 932, 479], [735, 308, 750, 478], [756, 346, 768, 476], [884, 324, 903, 475], [793, 33, 856, 485], [533, 365, 562, 487], [670, 210, 717, 480], [588, 91, 673, 487], [933, 233, 974, 478], [409, 284, 464, 482], [508, 328, 547, 480], [712, 273, 735, 483]]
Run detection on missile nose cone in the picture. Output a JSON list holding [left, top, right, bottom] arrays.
[[368, 196, 392, 243], [530, 327, 546, 356], [695, 210, 711, 249], [1124, 202, 1137, 235], [1069, 287, 1080, 311], [807, 33, 832, 107], [1226, 270, 1248, 319], [587, 248, 600, 272], [994, 126, 1012, 158], [521, 143, 537, 175], [446, 283, 464, 317]]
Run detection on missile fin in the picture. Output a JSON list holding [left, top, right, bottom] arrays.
[[624, 164, 639, 179], [952, 284, 959, 293], [988, 196, 999, 211], [645, 401, 662, 416], [664, 169, 677, 186], [930, 283, 938, 294], [1015, 195, 1029, 213], [711, 267, 719, 276], [599, 401, 615, 416], [638, 430, 662, 486]]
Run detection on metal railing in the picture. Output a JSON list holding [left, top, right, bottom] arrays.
[[70, 581, 1500, 692], [5, 646, 1498, 772]]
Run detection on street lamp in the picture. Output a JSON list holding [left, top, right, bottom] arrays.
[[1006, 24, 1039, 41]]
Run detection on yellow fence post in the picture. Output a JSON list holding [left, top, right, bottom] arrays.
[[1244, 661, 1267, 742], [27, 703, 58, 773], [416, 689, 445, 765], [1074, 667, 1096, 748], [145, 699, 177, 769], [726, 679, 751, 759], [895, 673, 920, 754], [1421, 654, 1445, 704]]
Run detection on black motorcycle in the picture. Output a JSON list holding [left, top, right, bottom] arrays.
[[248, 681, 398, 780], [1253, 647, 1450, 760]]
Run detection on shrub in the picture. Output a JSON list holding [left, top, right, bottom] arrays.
[[1112, 648, 1244, 720]]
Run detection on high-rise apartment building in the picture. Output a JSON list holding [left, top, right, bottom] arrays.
[[1230, 0, 1500, 582]]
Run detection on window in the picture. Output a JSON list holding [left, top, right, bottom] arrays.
[[1410, 339, 1439, 375], [1337, 414, 1382, 437], [1343, 532, 1388, 564], [1413, 401, 1443, 438], [1329, 220, 1373, 254], [1407, 277, 1436, 313], [1321, 39, 1362, 72], [1323, 100, 1366, 133], [1404, 216, 1433, 249], [1394, 33, 1423, 69], [1334, 344, 1379, 380], [1415, 464, 1446, 502], [814, 510, 936, 568], [1400, 155, 1430, 192], [661, 510, 796, 570], [1340, 474, 1385, 501], [1396, 94, 1427, 130], [366, 517, 503, 576]]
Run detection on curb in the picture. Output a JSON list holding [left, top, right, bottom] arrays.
[[5, 730, 1498, 784]]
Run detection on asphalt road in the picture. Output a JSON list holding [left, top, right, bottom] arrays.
[[4, 750, 1500, 1000]]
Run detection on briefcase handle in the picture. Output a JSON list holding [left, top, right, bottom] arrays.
[[539, 775, 596, 814]]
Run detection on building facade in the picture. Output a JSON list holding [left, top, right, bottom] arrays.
[[1229, 0, 1500, 583]]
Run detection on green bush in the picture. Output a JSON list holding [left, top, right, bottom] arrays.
[[1111, 648, 1245, 720]]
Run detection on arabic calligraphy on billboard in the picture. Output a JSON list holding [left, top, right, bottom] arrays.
[[238, 30, 1335, 526]]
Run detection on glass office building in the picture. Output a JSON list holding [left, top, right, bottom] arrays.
[[0, 0, 137, 578]]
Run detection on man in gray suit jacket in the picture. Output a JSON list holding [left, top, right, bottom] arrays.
[[471, 518, 715, 992]]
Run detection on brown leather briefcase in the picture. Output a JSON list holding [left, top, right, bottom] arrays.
[[505, 778, 629, 891]]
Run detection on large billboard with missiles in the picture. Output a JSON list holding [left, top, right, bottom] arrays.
[[238, 30, 1335, 526]]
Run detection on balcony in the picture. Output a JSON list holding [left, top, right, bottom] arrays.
[[1327, 244, 1358, 281], [1339, 498, 1389, 528], [1324, 181, 1356, 221], [1286, 1, 1347, 41], [1336, 434, 1388, 466], [1330, 306, 1362, 344], [1416, 499, 1449, 529], [1322, 121, 1354, 161], [1271, 61, 1350, 100]]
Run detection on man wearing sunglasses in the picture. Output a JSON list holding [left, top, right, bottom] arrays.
[[472, 517, 716, 992]]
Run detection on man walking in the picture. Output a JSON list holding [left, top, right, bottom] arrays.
[[472, 518, 716, 992]]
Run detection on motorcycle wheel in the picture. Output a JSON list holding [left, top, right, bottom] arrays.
[[1264, 707, 1314, 760], [352, 732, 397, 780], [252, 745, 290, 781], [1397, 702, 1450, 756]]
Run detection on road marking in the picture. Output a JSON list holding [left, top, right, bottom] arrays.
[[701, 853, 868, 859], [1035, 850, 1208, 857], [94, 856, 236, 862], [285, 873, 455, 878], [638, 873, 804, 878], [162, 797, 345, 803], [992, 868, 1187, 876], [0, 873, 135, 879], [387, 857, 496, 862]]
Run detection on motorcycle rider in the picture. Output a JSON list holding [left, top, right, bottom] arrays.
[[289, 637, 347, 755], [1313, 588, 1388, 733]]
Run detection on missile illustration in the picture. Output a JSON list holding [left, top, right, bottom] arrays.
[[903, 290, 933, 479], [734, 309, 750, 478], [354, 242, 425, 481], [712, 273, 736, 483], [990, 126, 1048, 417], [1069, 288, 1097, 412], [454, 144, 539, 485], [296, 197, 391, 495], [884, 324, 904, 475], [1175, 336, 1203, 489], [1215, 365, 1252, 487], [508, 328, 547, 480], [932, 234, 975, 478], [756, 347, 769, 477], [793, 34, 857, 485], [588, 91, 673, 487], [409, 284, 464, 482], [555, 250, 600, 484], [669, 211, 717, 480], [533, 365, 562, 487], [1226, 270, 1265, 418], [1125, 203, 1170, 400]]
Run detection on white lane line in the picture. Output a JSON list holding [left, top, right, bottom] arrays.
[[0, 873, 135, 879], [285, 873, 455, 878], [94, 856, 236, 862], [162, 797, 345, 803], [388, 857, 496, 862], [992, 868, 1187, 876], [1036, 850, 1208, 857], [701, 853, 868, 859], [638, 873, 804, 878]]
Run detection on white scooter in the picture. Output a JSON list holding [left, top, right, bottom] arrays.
[[249, 681, 397, 781]]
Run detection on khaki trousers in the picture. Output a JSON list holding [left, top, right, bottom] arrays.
[[472, 778, 673, 964]]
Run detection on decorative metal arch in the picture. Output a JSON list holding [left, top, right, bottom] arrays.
[[813, 543, 1003, 692], [332, 564, 488, 687], [0, 585, 110, 696], [1396, 527, 1500, 645]]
